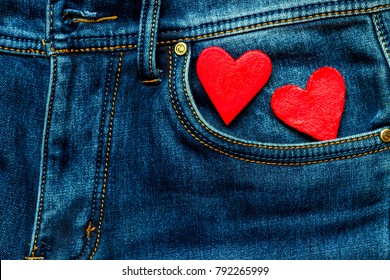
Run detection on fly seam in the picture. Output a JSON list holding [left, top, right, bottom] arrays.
[[89, 52, 123, 259], [26, 55, 57, 259], [77, 53, 115, 259], [91, 52, 115, 223]]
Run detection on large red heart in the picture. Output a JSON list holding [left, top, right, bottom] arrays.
[[271, 67, 346, 141], [196, 46, 272, 125]]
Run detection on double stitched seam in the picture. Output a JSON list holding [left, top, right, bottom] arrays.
[[168, 47, 390, 165], [138, 0, 148, 77], [158, 4, 390, 45], [65, 34, 138, 42], [0, 35, 41, 42], [37, 3, 390, 55], [89, 52, 123, 259], [148, 0, 159, 78], [77, 53, 115, 259], [27, 55, 57, 259], [373, 13, 390, 65], [53, 45, 136, 54], [160, 0, 381, 35], [179, 53, 379, 150], [2, 3, 390, 56], [6, 4, 390, 55], [0, 46, 44, 54], [0, 36, 45, 54]]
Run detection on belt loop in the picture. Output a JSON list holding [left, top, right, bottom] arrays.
[[137, 0, 163, 86]]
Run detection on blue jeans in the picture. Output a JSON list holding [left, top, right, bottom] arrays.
[[0, 0, 390, 259]]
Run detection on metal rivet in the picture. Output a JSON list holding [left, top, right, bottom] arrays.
[[174, 42, 187, 56], [380, 128, 390, 143]]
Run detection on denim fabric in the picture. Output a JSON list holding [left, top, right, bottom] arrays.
[[137, 0, 163, 84], [0, 0, 390, 260]]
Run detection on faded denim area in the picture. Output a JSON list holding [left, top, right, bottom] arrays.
[[0, 0, 389, 260]]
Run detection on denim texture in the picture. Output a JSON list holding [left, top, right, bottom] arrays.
[[0, 0, 390, 259]]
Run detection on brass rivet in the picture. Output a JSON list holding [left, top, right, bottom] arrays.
[[174, 42, 187, 56], [380, 128, 390, 143]]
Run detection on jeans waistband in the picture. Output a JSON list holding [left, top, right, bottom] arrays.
[[1, 0, 390, 56]]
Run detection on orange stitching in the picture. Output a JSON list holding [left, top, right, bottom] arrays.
[[178, 51, 380, 150], [27, 55, 57, 260], [50, 0, 54, 33], [72, 16, 118, 24], [373, 14, 390, 60], [89, 52, 123, 259], [18, 3, 389, 56], [142, 78, 160, 84], [24, 246, 45, 260], [85, 222, 96, 239], [0, 45, 44, 54], [159, 4, 390, 45], [149, 0, 159, 77], [168, 47, 390, 165], [53, 44, 136, 54], [4, 4, 388, 56]]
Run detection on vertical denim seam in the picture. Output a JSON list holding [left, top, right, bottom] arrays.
[[137, 0, 148, 79], [89, 52, 123, 259], [25, 55, 57, 260], [148, 0, 159, 78], [49, 0, 53, 36], [42, 0, 54, 55], [372, 13, 390, 68], [76, 53, 115, 260]]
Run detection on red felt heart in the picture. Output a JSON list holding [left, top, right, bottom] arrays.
[[196, 46, 272, 125], [271, 67, 346, 141]]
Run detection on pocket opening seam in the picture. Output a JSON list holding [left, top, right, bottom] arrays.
[[180, 50, 381, 150], [168, 47, 390, 165]]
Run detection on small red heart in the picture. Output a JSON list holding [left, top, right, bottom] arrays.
[[271, 67, 346, 141], [197, 46, 272, 125]]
